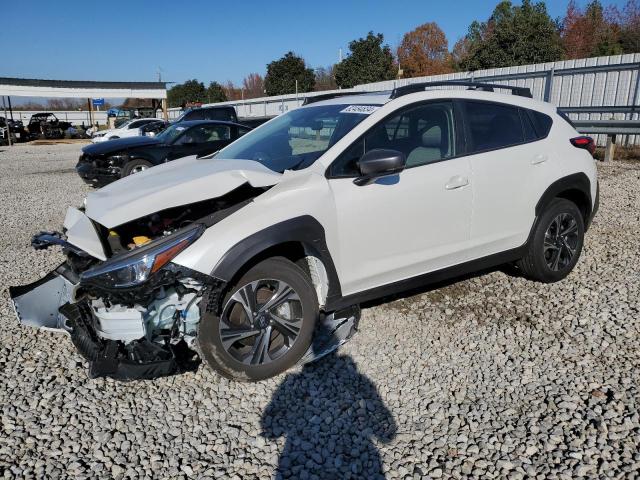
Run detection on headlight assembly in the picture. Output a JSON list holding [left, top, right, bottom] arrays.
[[80, 224, 204, 288]]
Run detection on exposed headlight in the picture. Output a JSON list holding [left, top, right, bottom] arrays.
[[108, 154, 129, 164], [80, 224, 204, 288]]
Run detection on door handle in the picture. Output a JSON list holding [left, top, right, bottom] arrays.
[[445, 175, 469, 190], [531, 154, 548, 165]]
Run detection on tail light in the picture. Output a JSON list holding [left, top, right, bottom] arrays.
[[571, 136, 596, 156]]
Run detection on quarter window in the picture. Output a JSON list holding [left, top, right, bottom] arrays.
[[530, 111, 553, 138], [520, 109, 538, 142], [465, 101, 523, 153]]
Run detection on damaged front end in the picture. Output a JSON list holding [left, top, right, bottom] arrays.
[[10, 185, 359, 381], [11, 220, 213, 380], [9, 186, 256, 380]]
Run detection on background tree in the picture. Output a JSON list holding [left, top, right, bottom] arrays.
[[397, 23, 453, 77], [619, 0, 640, 53], [451, 37, 472, 71], [167, 79, 206, 108], [562, 1, 622, 58], [334, 32, 396, 88], [223, 81, 242, 100], [314, 66, 338, 91], [264, 52, 315, 96], [206, 81, 227, 103], [242, 73, 265, 98], [457, 0, 563, 71]]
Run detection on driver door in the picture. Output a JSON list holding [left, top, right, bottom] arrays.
[[327, 101, 474, 296]]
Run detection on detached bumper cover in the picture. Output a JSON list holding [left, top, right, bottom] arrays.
[[9, 265, 78, 332]]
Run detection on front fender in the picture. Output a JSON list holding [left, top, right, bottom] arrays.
[[211, 216, 342, 301]]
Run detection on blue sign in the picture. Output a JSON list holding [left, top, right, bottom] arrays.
[[92, 98, 105, 107]]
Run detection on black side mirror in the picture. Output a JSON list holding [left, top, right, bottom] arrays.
[[354, 149, 406, 186]]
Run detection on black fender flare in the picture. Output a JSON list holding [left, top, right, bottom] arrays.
[[535, 172, 593, 221], [210, 215, 342, 301]]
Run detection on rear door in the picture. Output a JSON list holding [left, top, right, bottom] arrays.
[[462, 100, 554, 258]]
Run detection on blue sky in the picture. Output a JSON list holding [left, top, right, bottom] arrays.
[[1, 0, 630, 87]]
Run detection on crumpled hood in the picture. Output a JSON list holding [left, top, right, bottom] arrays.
[[85, 156, 282, 228]]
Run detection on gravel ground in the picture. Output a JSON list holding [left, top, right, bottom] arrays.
[[0, 143, 639, 479]]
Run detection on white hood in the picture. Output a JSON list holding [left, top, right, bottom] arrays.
[[85, 156, 282, 228]]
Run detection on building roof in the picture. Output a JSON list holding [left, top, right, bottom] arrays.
[[0, 77, 167, 99]]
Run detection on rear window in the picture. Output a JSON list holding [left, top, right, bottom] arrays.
[[201, 108, 236, 122], [465, 101, 523, 153], [184, 109, 204, 121]]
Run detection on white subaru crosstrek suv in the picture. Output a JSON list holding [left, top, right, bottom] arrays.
[[11, 82, 599, 381]]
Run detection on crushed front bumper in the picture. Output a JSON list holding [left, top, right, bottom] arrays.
[[9, 264, 79, 333], [9, 263, 199, 380], [75, 162, 119, 188]]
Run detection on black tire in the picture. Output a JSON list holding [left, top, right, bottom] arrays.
[[121, 159, 153, 177], [198, 257, 319, 381], [517, 198, 585, 283]]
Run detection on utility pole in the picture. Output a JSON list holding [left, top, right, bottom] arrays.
[[2, 96, 12, 146]]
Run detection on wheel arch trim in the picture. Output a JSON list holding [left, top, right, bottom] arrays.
[[535, 172, 593, 222], [210, 215, 342, 301]]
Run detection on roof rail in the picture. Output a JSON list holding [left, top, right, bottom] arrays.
[[302, 91, 372, 106], [390, 81, 533, 99]]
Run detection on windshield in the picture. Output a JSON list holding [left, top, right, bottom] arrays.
[[117, 120, 133, 130], [155, 123, 188, 143], [213, 104, 379, 172]]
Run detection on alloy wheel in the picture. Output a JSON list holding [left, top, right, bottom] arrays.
[[130, 165, 147, 174], [219, 279, 303, 366], [543, 212, 579, 271]]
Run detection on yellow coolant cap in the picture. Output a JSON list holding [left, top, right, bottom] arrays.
[[132, 236, 151, 246]]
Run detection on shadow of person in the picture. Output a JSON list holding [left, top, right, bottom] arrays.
[[261, 324, 397, 479]]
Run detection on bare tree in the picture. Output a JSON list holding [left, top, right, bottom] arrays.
[[242, 73, 265, 98], [314, 66, 337, 91]]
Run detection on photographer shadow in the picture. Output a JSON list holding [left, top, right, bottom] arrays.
[[261, 325, 397, 479]]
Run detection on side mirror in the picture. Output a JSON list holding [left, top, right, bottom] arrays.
[[354, 149, 406, 186]]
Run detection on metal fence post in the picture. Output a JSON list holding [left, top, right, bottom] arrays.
[[630, 66, 640, 146], [544, 67, 555, 102], [604, 134, 617, 162]]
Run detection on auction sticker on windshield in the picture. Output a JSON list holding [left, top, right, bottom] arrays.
[[340, 105, 380, 115]]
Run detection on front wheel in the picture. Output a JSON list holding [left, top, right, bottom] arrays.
[[198, 257, 319, 381], [121, 159, 153, 177], [517, 198, 585, 283]]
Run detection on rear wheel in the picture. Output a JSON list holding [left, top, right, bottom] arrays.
[[198, 257, 318, 381], [121, 159, 153, 177], [517, 198, 584, 282]]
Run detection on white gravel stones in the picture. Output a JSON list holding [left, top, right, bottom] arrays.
[[0, 144, 639, 478]]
